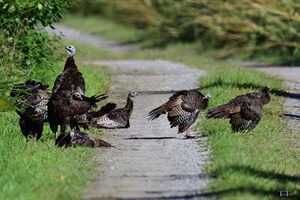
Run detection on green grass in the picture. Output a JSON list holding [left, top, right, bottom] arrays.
[[0, 112, 98, 200], [0, 41, 113, 200]]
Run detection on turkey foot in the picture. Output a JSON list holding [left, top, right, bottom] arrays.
[[185, 129, 196, 139]]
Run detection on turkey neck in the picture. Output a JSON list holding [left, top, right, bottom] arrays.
[[124, 95, 134, 115], [262, 90, 271, 105], [202, 98, 210, 109], [64, 56, 77, 71]]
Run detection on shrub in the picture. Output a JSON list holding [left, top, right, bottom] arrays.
[[0, 0, 72, 97]]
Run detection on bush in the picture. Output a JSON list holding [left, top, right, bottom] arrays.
[[0, 0, 72, 97]]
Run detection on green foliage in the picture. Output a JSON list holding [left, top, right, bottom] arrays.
[[0, 0, 72, 98], [69, 0, 300, 59]]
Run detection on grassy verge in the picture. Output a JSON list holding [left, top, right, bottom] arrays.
[[0, 41, 112, 200]]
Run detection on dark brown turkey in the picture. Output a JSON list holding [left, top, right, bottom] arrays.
[[16, 106, 44, 151], [52, 45, 85, 96], [91, 91, 139, 129], [10, 79, 51, 114], [10, 79, 49, 98], [47, 90, 108, 138], [206, 86, 271, 132], [55, 130, 113, 148], [148, 90, 211, 138]]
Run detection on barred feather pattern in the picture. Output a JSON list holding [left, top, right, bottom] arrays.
[[148, 90, 211, 134], [168, 108, 199, 133], [230, 113, 261, 132], [92, 116, 126, 128], [207, 86, 270, 132], [91, 91, 138, 129], [176, 112, 198, 133]]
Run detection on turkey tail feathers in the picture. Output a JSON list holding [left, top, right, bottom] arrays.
[[207, 105, 231, 119], [83, 93, 108, 103], [148, 104, 168, 121]]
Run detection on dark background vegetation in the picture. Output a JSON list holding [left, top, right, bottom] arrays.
[[70, 0, 300, 59]]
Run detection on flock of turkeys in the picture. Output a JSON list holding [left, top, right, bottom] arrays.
[[10, 45, 271, 150]]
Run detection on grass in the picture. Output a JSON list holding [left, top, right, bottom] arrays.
[[0, 41, 113, 200], [0, 112, 98, 199]]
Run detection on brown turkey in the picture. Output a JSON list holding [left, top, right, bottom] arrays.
[[10, 79, 49, 99], [52, 45, 85, 96], [55, 130, 113, 148], [47, 90, 108, 139], [10, 79, 51, 114], [148, 90, 211, 138], [91, 91, 139, 129], [206, 86, 271, 132], [16, 106, 44, 151], [71, 102, 117, 130]]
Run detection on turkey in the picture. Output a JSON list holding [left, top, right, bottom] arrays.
[[16, 106, 44, 151], [148, 90, 211, 138], [70, 102, 117, 130], [10, 79, 49, 99], [10, 79, 51, 113], [55, 130, 113, 148], [91, 91, 139, 129], [206, 85, 271, 132], [52, 45, 85, 96], [47, 90, 108, 139]]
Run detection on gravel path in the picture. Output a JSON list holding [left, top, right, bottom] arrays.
[[45, 25, 135, 52], [82, 60, 212, 199]]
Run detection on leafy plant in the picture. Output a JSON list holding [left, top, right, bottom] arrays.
[[0, 0, 72, 99]]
